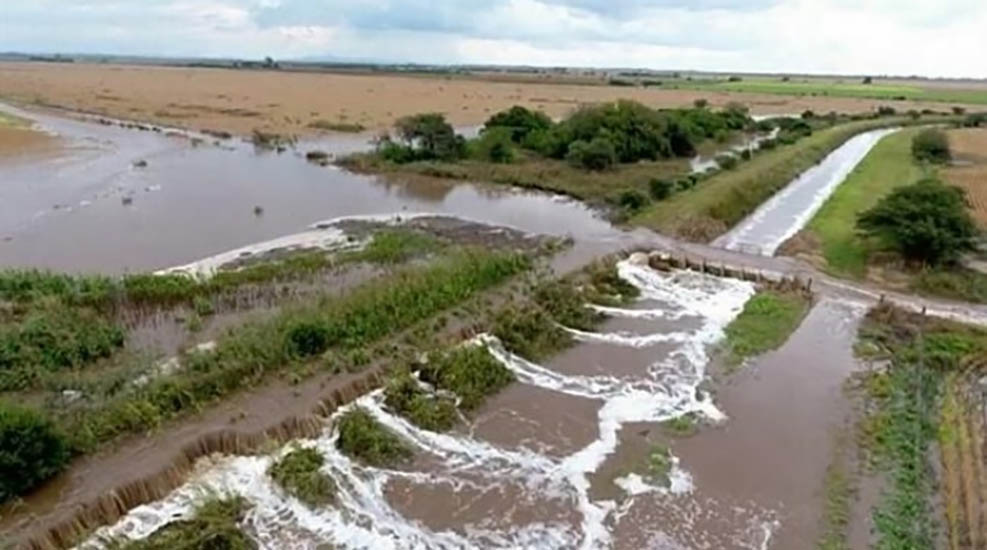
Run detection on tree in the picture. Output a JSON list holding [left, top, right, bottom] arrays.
[[0, 402, 70, 501], [911, 129, 951, 164], [857, 179, 977, 265], [394, 113, 465, 161], [649, 178, 675, 200], [693, 98, 709, 109], [862, 76, 873, 84], [483, 106, 553, 143]]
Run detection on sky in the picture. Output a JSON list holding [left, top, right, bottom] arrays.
[[1, 0, 986, 78]]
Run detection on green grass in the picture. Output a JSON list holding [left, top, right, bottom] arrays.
[[911, 268, 987, 304], [268, 447, 335, 507], [805, 129, 928, 278], [722, 290, 811, 367], [679, 78, 987, 106], [109, 496, 255, 550], [344, 229, 440, 265], [633, 117, 957, 241], [0, 112, 30, 129], [335, 407, 413, 467]]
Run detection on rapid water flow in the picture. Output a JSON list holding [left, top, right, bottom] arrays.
[[76, 260, 782, 549], [712, 128, 898, 256]]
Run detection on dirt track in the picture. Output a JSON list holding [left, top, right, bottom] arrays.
[[0, 62, 978, 138]]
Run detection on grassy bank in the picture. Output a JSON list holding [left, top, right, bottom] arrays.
[[109, 496, 255, 549], [633, 117, 954, 241], [856, 305, 987, 549], [269, 447, 335, 507], [721, 289, 811, 368], [342, 153, 689, 212], [802, 128, 927, 278]]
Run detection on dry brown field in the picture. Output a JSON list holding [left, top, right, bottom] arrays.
[[0, 62, 978, 139], [945, 128, 987, 227]]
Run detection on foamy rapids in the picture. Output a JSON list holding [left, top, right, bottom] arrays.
[[78, 257, 772, 549]]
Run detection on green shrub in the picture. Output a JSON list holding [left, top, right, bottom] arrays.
[[269, 447, 335, 507], [715, 154, 738, 170], [419, 345, 514, 411], [0, 402, 70, 501], [286, 321, 331, 358], [857, 178, 976, 265], [649, 178, 675, 201], [616, 190, 649, 214], [394, 113, 466, 161], [483, 106, 553, 143], [336, 407, 412, 467], [383, 368, 458, 431], [566, 137, 617, 170], [492, 305, 571, 360], [911, 129, 951, 164], [534, 280, 603, 330], [469, 127, 516, 163]]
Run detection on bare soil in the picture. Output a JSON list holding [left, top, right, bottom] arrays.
[[0, 62, 977, 139], [945, 128, 987, 226]]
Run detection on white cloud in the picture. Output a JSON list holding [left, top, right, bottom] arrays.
[[0, 0, 984, 77]]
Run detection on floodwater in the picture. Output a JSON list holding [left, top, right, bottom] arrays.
[[0, 103, 614, 274], [77, 259, 786, 550], [1, 102, 874, 549], [712, 128, 899, 256]]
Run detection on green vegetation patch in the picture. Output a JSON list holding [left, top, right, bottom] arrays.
[[492, 303, 572, 361], [0, 401, 70, 502], [383, 368, 459, 431], [0, 305, 125, 391], [268, 447, 335, 507], [805, 129, 926, 278], [679, 78, 987, 106], [111, 496, 256, 550], [910, 268, 987, 305], [722, 290, 811, 368], [854, 305, 987, 550], [344, 229, 440, 265], [336, 407, 413, 467], [419, 345, 514, 411], [643, 444, 673, 488]]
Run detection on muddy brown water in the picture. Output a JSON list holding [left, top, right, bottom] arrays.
[[0, 102, 620, 274]]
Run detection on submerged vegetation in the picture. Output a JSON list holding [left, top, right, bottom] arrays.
[[383, 367, 459, 432], [721, 289, 811, 368], [336, 407, 413, 467], [419, 345, 514, 412], [268, 447, 335, 507], [109, 495, 256, 550]]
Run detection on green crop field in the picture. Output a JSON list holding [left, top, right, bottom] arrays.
[[675, 79, 987, 106]]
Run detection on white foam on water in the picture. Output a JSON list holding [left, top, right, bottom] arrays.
[[79, 260, 759, 549]]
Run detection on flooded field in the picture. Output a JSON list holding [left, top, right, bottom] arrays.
[[0, 102, 618, 274], [0, 101, 899, 550]]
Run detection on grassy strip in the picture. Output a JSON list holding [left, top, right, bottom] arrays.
[[342, 229, 439, 265], [856, 305, 987, 550], [817, 433, 855, 550], [721, 290, 811, 368], [678, 79, 987, 106], [911, 269, 987, 305], [633, 117, 956, 241], [336, 407, 413, 467], [341, 154, 688, 211], [268, 447, 335, 507], [803, 129, 927, 278], [60, 250, 530, 452], [938, 374, 965, 550], [109, 496, 255, 550]]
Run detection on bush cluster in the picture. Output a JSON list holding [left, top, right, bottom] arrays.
[[418, 345, 514, 411], [268, 447, 335, 507], [383, 368, 459, 431], [0, 402, 70, 502], [336, 407, 412, 467], [911, 129, 951, 164]]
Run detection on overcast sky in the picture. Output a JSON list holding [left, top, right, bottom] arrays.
[[2, 0, 985, 78]]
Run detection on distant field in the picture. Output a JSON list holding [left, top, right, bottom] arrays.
[[0, 62, 984, 139], [944, 128, 987, 227], [678, 79, 987, 106]]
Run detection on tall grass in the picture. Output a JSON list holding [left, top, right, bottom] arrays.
[[336, 407, 412, 467], [268, 447, 335, 507], [108, 495, 255, 549], [722, 290, 810, 368]]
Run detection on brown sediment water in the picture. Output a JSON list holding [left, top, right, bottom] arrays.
[[0, 101, 623, 274]]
